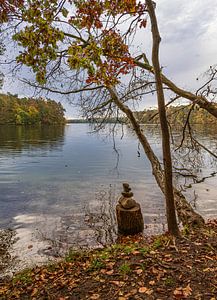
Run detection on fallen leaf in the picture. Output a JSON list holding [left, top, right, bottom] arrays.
[[135, 269, 143, 275], [150, 266, 159, 274], [139, 287, 148, 294], [111, 281, 124, 287], [119, 291, 124, 296], [105, 270, 114, 275], [173, 284, 192, 299], [183, 284, 192, 297], [164, 257, 173, 262], [194, 242, 202, 246], [132, 250, 140, 255], [106, 262, 115, 269], [139, 287, 153, 294], [186, 265, 192, 270], [149, 280, 155, 286], [203, 267, 211, 272], [173, 288, 183, 298], [90, 294, 100, 299], [205, 255, 214, 261]]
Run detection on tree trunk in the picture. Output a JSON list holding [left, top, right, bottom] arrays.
[[108, 86, 205, 229], [143, 0, 179, 236]]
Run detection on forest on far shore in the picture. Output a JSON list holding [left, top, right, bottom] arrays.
[[1, 92, 217, 128], [134, 104, 217, 127], [0, 93, 65, 125]]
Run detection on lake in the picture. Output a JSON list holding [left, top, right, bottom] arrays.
[[0, 123, 216, 274]]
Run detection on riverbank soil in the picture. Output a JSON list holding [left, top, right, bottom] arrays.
[[0, 220, 216, 299]]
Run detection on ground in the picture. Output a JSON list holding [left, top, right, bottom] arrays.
[[0, 220, 216, 300]]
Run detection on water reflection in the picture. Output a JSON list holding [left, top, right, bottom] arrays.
[[0, 125, 65, 154]]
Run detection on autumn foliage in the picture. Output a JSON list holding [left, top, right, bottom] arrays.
[[0, 0, 24, 22], [0, 93, 65, 125], [3, 0, 148, 85]]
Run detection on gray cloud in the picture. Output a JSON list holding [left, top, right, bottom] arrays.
[[158, 0, 217, 43]]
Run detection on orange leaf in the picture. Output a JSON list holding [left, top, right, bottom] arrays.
[[139, 287, 153, 294], [111, 281, 124, 287], [149, 280, 155, 286], [183, 284, 192, 297], [90, 294, 100, 300]]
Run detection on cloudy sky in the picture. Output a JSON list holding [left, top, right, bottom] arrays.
[[1, 0, 217, 118]]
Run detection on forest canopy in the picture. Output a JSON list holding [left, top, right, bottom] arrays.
[[0, 93, 65, 125]]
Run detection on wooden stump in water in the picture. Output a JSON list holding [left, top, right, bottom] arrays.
[[116, 183, 144, 235], [116, 203, 144, 235]]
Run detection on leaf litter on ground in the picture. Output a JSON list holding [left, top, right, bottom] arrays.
[[0, 219, 216, 299]]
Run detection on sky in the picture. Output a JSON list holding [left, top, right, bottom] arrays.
[[1, 0, 217, 118]]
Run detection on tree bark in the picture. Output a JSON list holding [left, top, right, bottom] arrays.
[[108, 86, 205, 229], [145, 0, 179, 236]]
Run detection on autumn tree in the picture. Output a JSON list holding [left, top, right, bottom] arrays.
[[0, 93, 65, 124], [2, 0, 210, 234]]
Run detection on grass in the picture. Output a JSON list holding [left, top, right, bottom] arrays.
[[12, 268, 32, 284], [118, 262, 131, 274]]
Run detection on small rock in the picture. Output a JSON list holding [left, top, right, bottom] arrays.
[[119, 197, 137, 209]]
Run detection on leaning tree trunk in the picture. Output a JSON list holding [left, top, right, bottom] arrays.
[[108, 87, 205, 229]]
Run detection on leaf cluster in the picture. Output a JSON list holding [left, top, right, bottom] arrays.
[[12, 0, 64, 84], [4, 0, 148, 86]]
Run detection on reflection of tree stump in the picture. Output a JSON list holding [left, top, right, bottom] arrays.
[[116, 203, 144, 235], [116, 183, 144, 235]]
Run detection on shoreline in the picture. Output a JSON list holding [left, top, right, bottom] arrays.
[[0, 219, 216, 299]]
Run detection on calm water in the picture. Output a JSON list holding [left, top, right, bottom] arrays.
[[0, 124, 165, 227], [0, 124, 216, 273]]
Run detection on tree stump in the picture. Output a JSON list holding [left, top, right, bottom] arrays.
[[116, 203, 144, 235], [116, 183, 144, 235]]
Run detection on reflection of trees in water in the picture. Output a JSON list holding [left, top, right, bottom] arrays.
[[124, 124, 217, 169], [169, 126, 217, 202], [121, 124, 217, 190], [172, 127, 217, 171], [32, 188, 118, 260], [0, 125, 65, 154]]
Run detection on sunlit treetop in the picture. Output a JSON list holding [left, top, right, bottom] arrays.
[[10, 0, 148, 86]]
